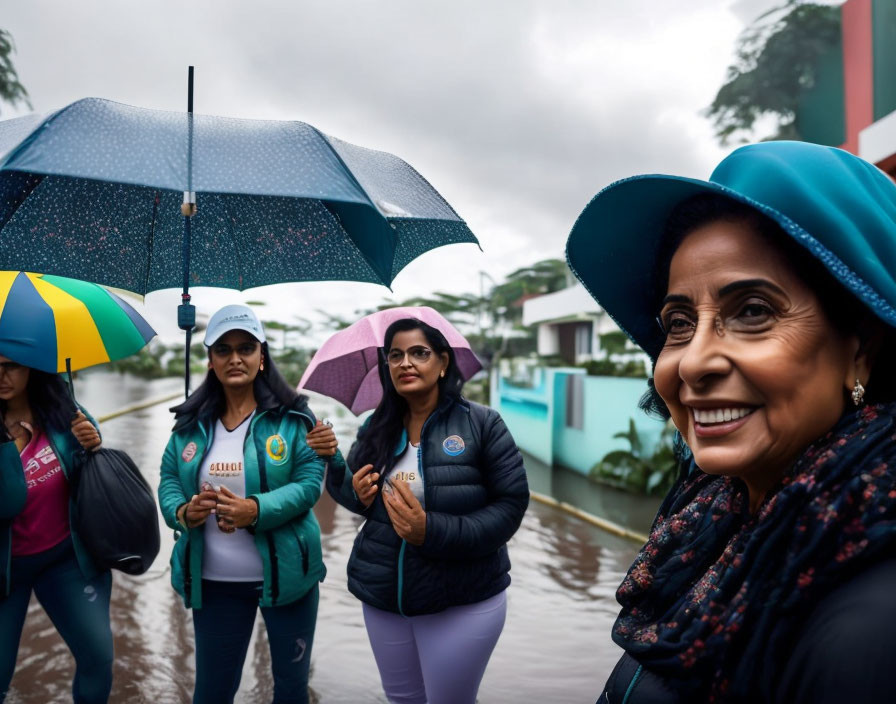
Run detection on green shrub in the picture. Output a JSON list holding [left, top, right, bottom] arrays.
[[579, 359, 647, 378], [589, 419, 679, 495], [599, 330, 629, 356]]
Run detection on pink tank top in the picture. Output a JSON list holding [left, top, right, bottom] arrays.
[[11, 424, 71, 556]]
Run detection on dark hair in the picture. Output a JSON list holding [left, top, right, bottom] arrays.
[[352, 318, 465, 473], [0, 368, 78, 434], [640, 193, 896, 419], [170, 342, 307, 431]]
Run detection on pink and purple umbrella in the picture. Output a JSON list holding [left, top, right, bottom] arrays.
[[298, 306, 482, 415]]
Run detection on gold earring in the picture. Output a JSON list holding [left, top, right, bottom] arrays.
[[260, 360, 265, 371], [440, 370, 445, 378], [852, 378, 865, 406]]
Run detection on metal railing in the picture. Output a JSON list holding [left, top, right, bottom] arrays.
[[96, 392, 183, 424]]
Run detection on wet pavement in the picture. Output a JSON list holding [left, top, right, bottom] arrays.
[[8, 372, 660, 703]]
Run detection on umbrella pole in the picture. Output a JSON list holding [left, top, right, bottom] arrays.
[[64, 357, 77, 406], [179, 214, 194, 397], [178, 65, 197, 398]]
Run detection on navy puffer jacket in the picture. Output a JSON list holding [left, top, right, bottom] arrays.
[[326, 397, 529, 616]]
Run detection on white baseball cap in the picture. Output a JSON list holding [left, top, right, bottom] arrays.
[[204, 304, 267, 346]]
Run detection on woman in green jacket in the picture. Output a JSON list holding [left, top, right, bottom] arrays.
[[158, 305, 326, 704], [0, 356, 106, 703]]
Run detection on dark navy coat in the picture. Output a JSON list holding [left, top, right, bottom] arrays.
[[326, 398, 529, 616], [600, 557, 896, 704]]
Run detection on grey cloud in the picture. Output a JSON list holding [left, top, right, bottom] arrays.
[[4, 0, 744, 321]]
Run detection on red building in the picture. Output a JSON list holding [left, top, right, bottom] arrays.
[[798, 0, 896, 175]]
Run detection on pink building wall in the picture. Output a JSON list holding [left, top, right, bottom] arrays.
[[840, 0, 874, 154]]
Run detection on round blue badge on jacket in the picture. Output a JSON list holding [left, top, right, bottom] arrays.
[[442, 435, 465, 456]]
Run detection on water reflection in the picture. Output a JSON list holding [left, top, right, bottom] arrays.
[[9, 372, 652, 703]]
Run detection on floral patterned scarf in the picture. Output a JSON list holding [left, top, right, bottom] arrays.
[[612, 403, 896, 702]]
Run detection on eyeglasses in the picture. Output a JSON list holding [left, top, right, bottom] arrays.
[[657, 298, 778, 346], [386, 346, 433, 367], [0, 361, 25, 375], [211, 342, 260, 358]]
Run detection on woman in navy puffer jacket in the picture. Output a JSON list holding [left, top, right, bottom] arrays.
[[308, 317, 528, 704]]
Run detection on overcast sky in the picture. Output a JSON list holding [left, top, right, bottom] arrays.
[[3, 0, 782, 342]]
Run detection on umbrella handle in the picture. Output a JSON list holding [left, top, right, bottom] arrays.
[[65, 357, 77, 405]]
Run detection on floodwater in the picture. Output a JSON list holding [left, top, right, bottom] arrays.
[[8, 372, 660, 704]]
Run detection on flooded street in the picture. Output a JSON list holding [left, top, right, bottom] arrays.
[[8, 372, 658, 703]]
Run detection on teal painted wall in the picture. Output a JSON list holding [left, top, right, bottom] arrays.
[[498, 403, 553, 465], [553, 375, 664, 475], [493, 368, 666, 475], [796, 36, 845, 146], [495, 370, 554, 465]]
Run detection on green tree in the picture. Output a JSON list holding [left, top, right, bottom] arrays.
[[262, 318, 312, 350], [489, 259, 570, 328], [0, 30, 30, 114], [269, 346, 312, 387], [105, 341, 168, 379], [166, 341, 209, 377], [706, 1, 841, 144]]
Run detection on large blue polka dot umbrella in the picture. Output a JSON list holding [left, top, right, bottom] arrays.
[[0, 78, 478, 393], [0, 98, 477, 291]]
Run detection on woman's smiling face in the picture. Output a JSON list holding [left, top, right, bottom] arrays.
[[653, 219, 862, 502]]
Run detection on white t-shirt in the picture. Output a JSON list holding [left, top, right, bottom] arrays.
[[383, 442, 425, 507], [198, 414, 264, 582]]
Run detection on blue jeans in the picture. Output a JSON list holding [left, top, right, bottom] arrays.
[[0, 537, 113, 704], [192, 579, 319, 704]]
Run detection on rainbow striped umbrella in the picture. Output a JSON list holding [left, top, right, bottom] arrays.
[[0, 271, 156, 374]]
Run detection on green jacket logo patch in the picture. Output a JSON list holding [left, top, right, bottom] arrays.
[[266, 434, 288, 464], [182, 442, 198, 462]]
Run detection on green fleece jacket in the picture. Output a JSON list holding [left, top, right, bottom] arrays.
[[158, 404, 326, 609]]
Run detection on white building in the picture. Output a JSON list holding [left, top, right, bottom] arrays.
[[860, 110, 896, 177], [522, 283, 627, 365]]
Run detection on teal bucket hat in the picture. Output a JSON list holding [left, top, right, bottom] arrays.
[[565, 141, 896, 361]]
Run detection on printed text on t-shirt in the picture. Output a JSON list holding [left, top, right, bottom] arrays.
[[209, 461, 243, 477], [390, 471, 417, 483]]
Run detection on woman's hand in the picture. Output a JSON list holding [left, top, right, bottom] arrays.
[[214, 485, 258, 531], [383, 479, 426, 546], [306, 420, 338, 457], [182, 488, 218, 528], [71, 411, 101, 451], [352, 463, 380, 508]]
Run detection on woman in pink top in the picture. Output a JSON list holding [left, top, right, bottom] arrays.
[[0, 354, 108, 704]]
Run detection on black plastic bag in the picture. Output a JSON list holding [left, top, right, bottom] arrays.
[[74, 448, 160, 575]]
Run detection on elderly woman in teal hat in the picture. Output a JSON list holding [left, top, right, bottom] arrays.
[[567, 141, 896, 704]]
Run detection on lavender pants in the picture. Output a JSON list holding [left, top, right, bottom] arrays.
[[362, 591, 507, 704]]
